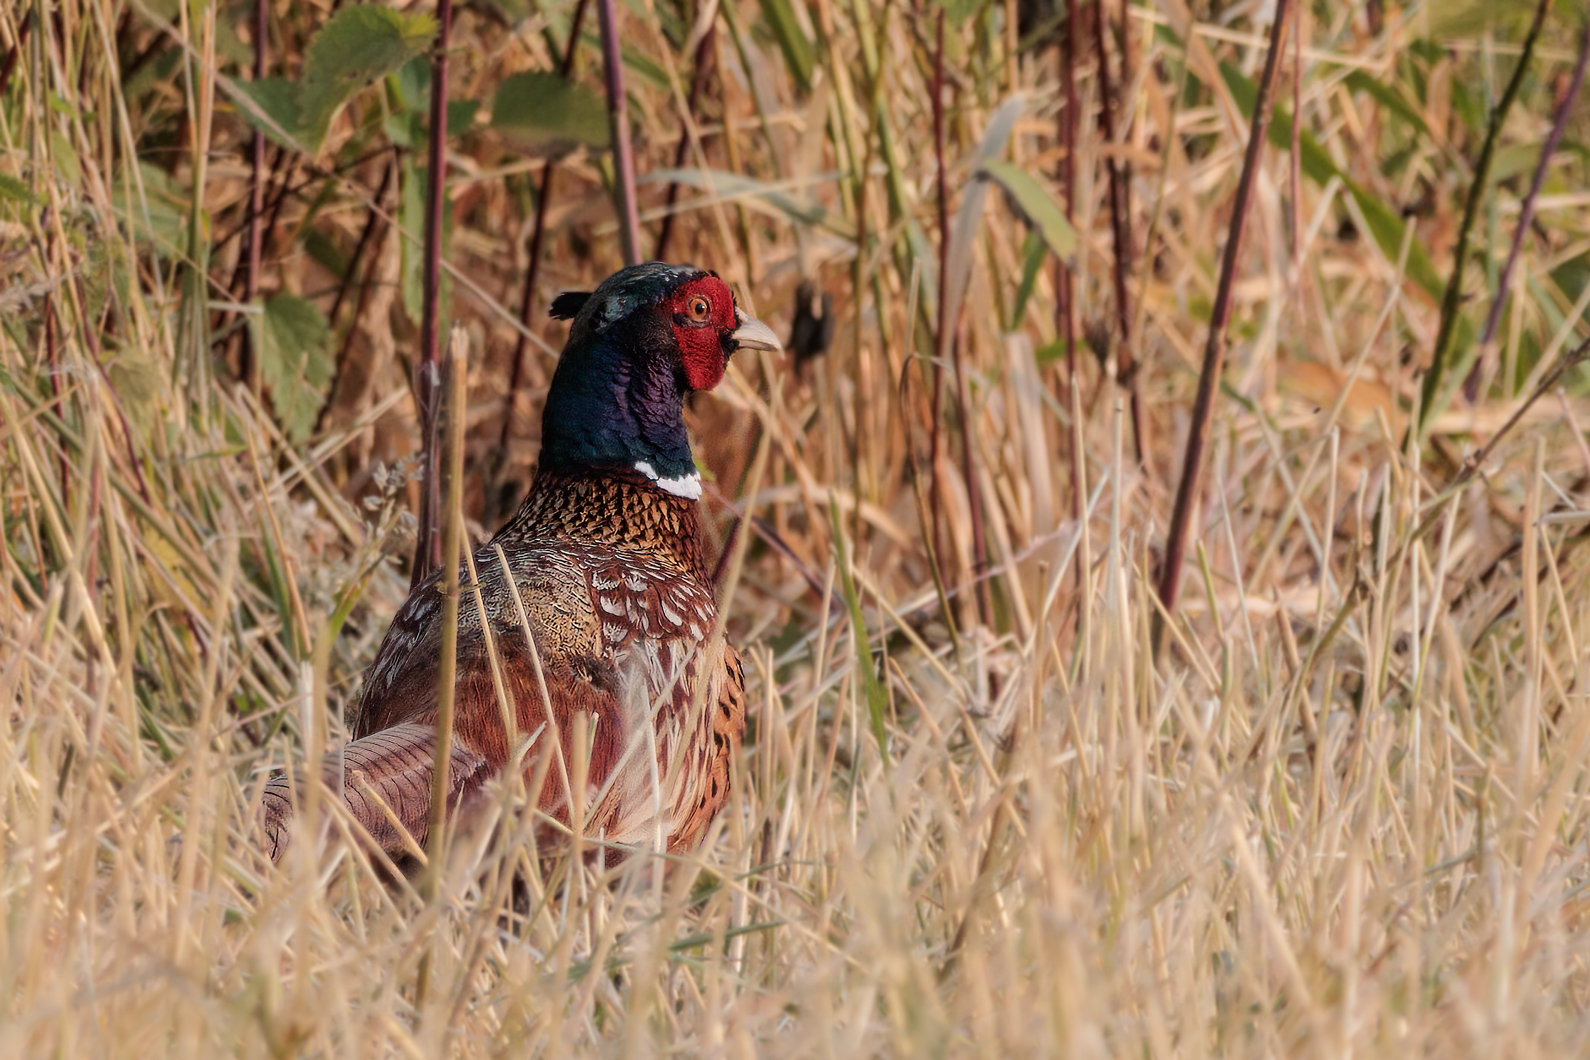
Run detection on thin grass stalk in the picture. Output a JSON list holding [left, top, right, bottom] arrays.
[[1155, 0, 1293, 648], [654, 22, 715, 261], [1091, 0, 1143, 465], [1417, 0, 1552, 433], [598, 0, 642, 266], [176, 0, 218, 416], [952, 317, 993, 629], [413, 0, 455, 586], [415, 328, 467, 1016], [500, 0, 588, 457], [1464, 13, 1590, 400], [425, 327, 468, 895]]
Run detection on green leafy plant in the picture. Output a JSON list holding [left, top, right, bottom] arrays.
[[240, 4, 437, 154], [250, 293, 334, 441]]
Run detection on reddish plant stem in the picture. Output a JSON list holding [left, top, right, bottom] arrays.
[[598, 0, 642, 266], [929, 4, 951, 604], [654, 24, 716, 262], [1465, 13, 1590, 400], [1060, 0, 1079, 519], [1091, 0, 1144, 465], [0, 9, 29, 97], [413, 0, 455, 587], [1155, 0, 1293, 647], [927, 9, 990, 628]]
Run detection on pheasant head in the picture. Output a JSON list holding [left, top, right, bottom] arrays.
[[538, 262, 780, 499]]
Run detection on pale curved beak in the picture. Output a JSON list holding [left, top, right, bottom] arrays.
[[732, 307, 782, 353]]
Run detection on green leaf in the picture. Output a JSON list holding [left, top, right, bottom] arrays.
[[1011, 231, 1045, 330], [398, 157, 453, 326], [385, 58, 479, 142], [1034, 340, 1066, 366], [236, 76, 307, 151], [447, 98, 481, 135], [938, 0, 986, 25], [302, 227, 349, 279], [233, 6, 435, 153], [251, 293, 334, 442], [1343, 70, 1430, 137], [298, 5, 437, 149], [1343, 184, 1445, 300], [105, 350, 165, 431], [401, 157, 425, 324], [489, 71, 610, 151], [980, 159, 1078, 264], [112, 163, 189, 257], [619, 42, 670, 91], [1219, 60, 1337, 186], [829, 500, 889, 761], [1489, 141, 1548, 184], [0, 174, 38, 205], [1424, 0, 1537, 40], [49, 132, 80, 188], [390, 55, 432, 112], [756, 0, 815, 93]]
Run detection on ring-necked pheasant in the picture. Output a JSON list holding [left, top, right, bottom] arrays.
[[260, 262, 780, 863]]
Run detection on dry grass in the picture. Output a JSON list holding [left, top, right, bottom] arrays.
[[4, 0, 1590, 1055]]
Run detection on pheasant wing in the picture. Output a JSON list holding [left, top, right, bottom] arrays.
[[259, 722, 491, 862]]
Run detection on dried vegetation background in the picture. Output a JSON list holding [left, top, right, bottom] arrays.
[[3, 0, 1590, 1054]]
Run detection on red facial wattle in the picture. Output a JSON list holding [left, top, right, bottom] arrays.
[[665, 276, 738, 391]]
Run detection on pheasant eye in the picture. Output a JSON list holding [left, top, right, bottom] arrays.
[[688, 295, 710, 321]]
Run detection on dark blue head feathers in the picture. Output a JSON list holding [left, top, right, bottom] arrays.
[[537, 263, 711, 488]]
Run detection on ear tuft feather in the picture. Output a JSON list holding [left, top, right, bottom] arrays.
[[549, 291, 593, 320]]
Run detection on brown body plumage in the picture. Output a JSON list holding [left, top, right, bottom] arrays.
[[259, 263, 779, 864]]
